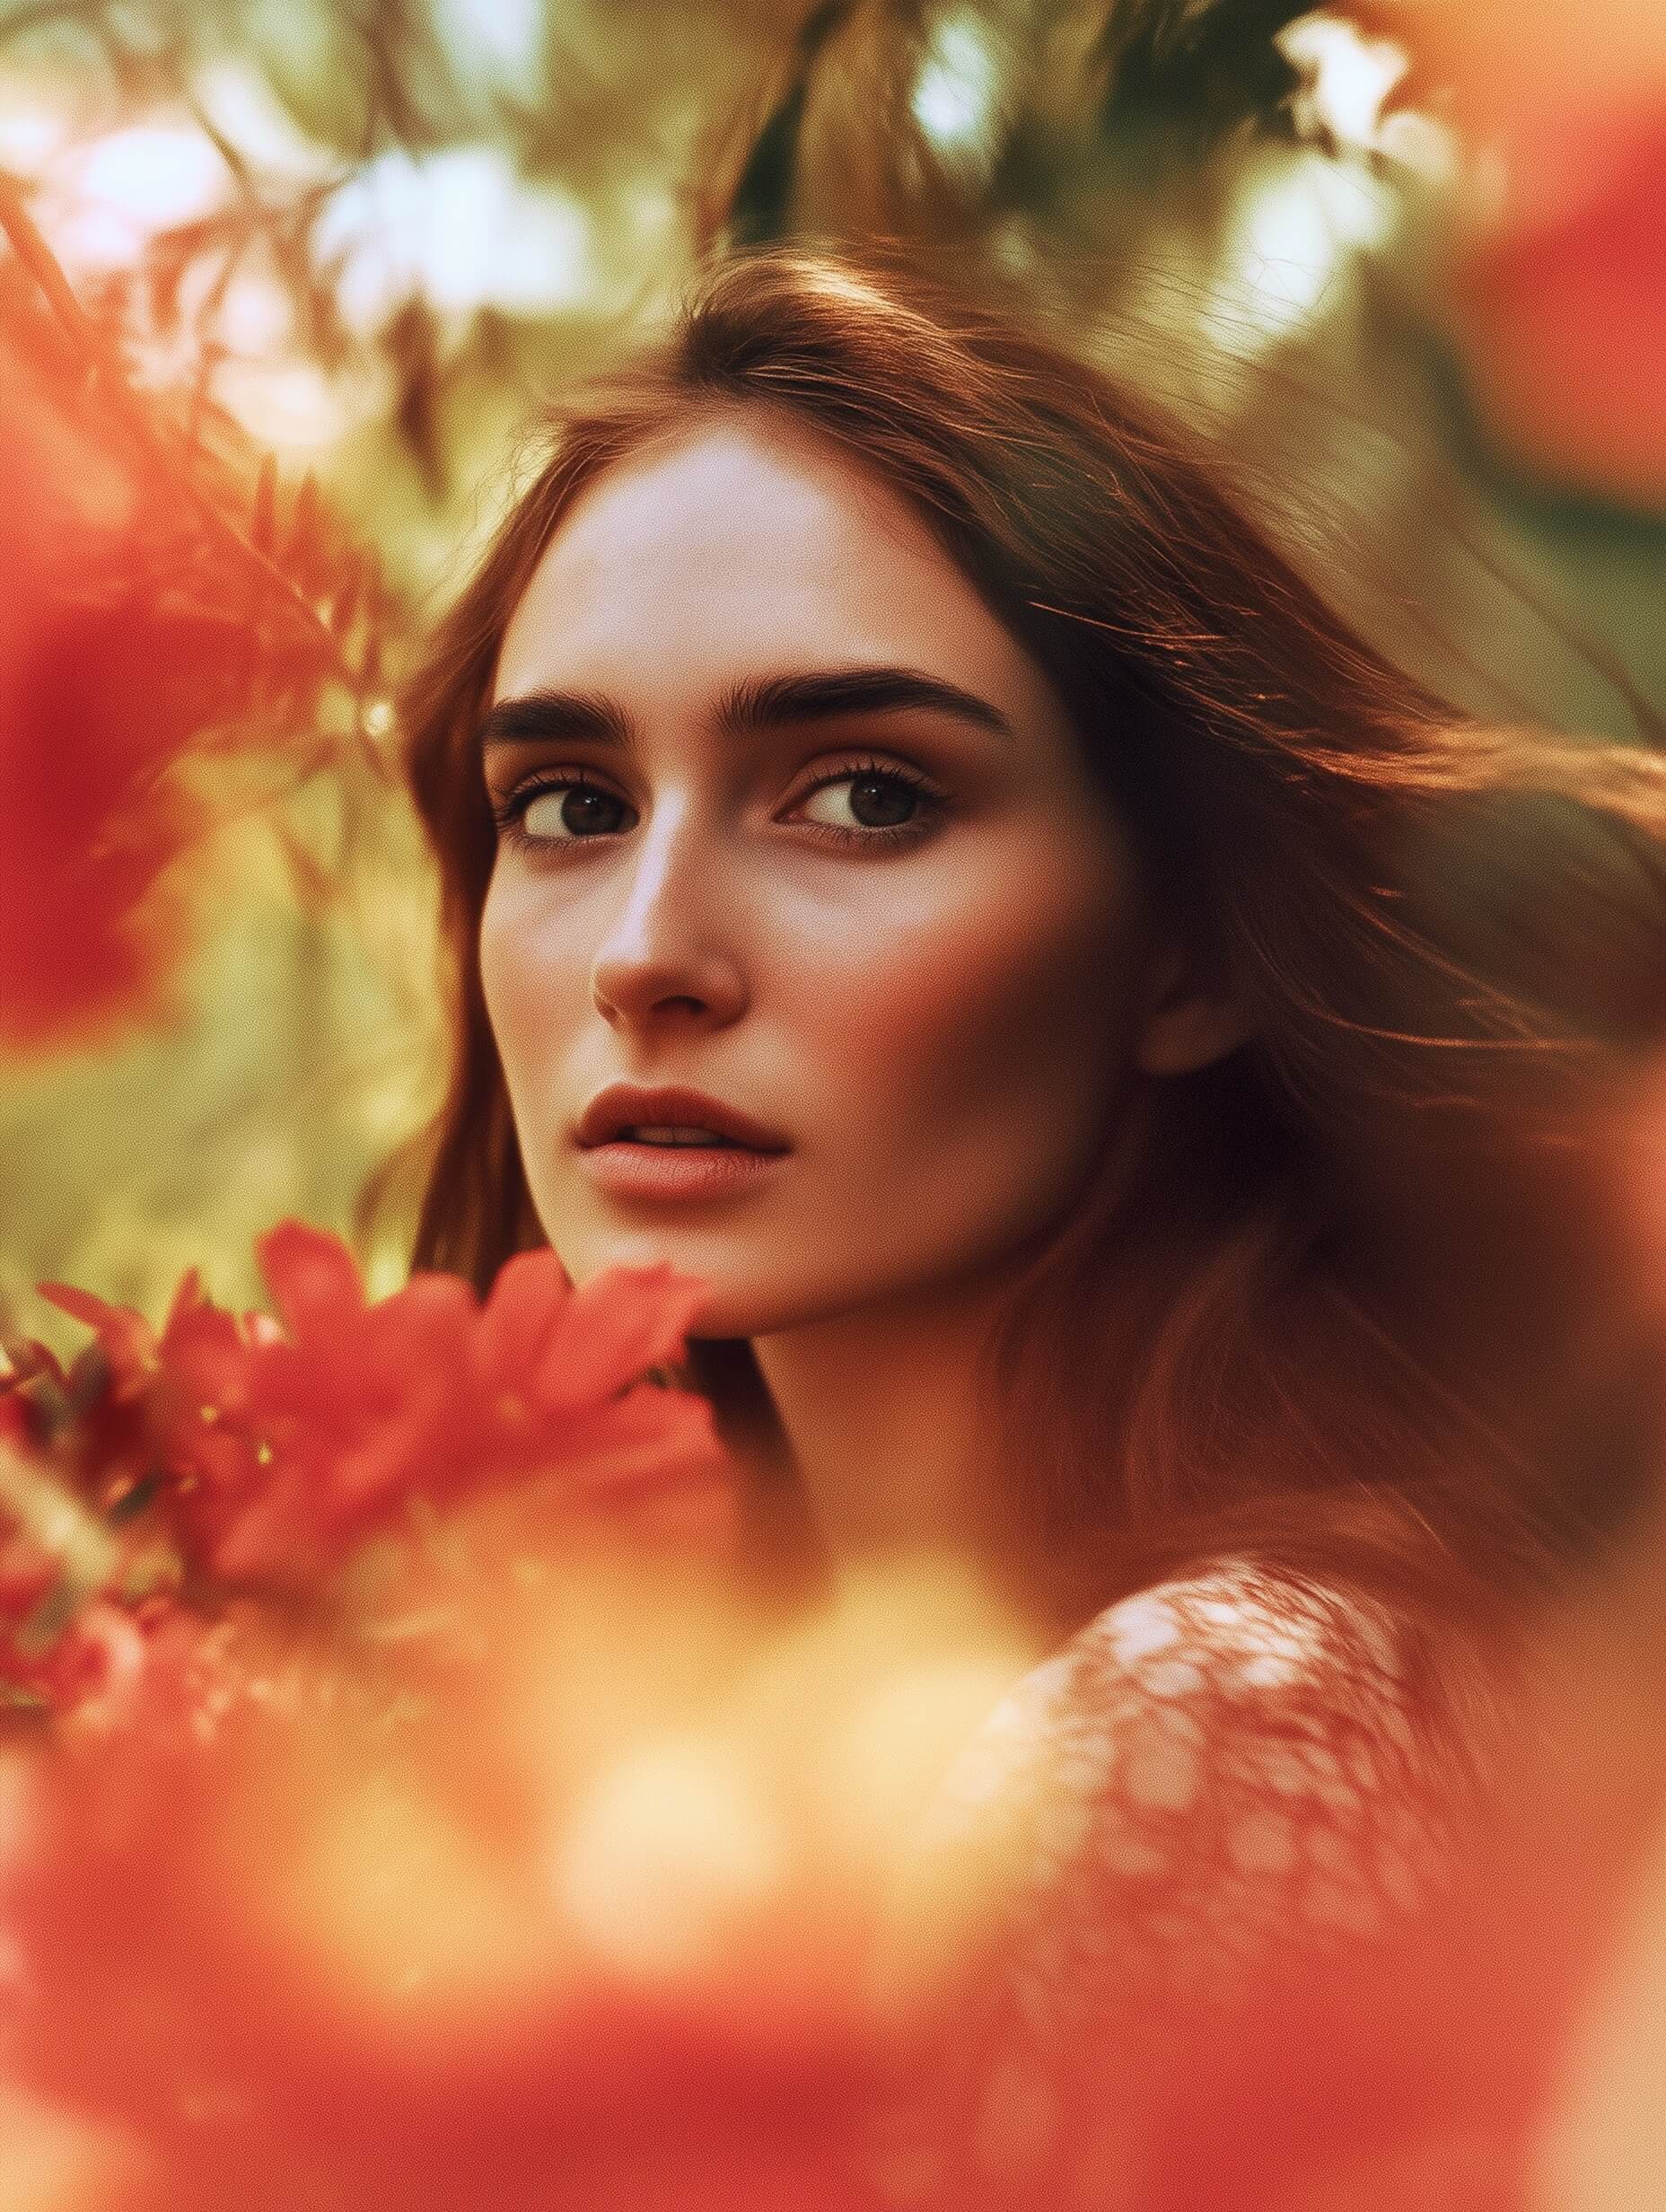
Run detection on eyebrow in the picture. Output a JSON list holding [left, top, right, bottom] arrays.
[[475, 665, 1015, 753]]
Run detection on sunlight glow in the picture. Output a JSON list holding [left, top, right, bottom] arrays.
[[1206, 149, 1398, 354], [1280, 10, 1410, 154], [314, 145, 598, 331], [213, 355, 364, 453], [0, 94, 66, 174], [555, 1742, 785, 1984], [434, 0, 545, 92], [912, 13, 999, 151], [190, 57, 339, 185], [52, 125, 227, 270], [217, 268, 294, 357]]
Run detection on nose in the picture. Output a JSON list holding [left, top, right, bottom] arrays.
[[589, 800, 747, 1032]]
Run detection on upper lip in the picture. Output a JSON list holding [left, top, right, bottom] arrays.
[[575, 1084, 790, 1153]]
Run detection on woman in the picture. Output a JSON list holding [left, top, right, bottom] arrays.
[[399, 245, 1666, 2170]]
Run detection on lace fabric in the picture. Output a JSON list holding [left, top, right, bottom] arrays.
[[865, 1565, 1479, 2206]]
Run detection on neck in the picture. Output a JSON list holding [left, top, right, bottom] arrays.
[[746, 1263, 1020, 1593]]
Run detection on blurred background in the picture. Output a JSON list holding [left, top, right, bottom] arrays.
[[0, 0, 1662, 1344], [1, 13, 1663, 2203]]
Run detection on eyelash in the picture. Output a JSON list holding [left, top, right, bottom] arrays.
[[489, 753, 950, 855]]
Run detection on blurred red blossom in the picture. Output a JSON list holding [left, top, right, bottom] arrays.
[[1373, 0, 1666, 504], [0, 180, 369, 1053], [35, 1224, 732, 1593], [0, 1596, 874, 2212], [0, 1515, 1022, 2212], [1456, 107, 1666, 506], [0, 322, 190, 1047]]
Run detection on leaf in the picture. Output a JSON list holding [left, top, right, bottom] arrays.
[[718, 2, 851, 247], [250, 451, 277, 559], [1090, 0, 1308, 154], [285, 469, 320, 581]]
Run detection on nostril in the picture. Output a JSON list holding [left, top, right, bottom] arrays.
[[590, 949, 749, 1031]]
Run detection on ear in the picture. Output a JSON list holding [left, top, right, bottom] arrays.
[[1132, 937, 1255, 1077]]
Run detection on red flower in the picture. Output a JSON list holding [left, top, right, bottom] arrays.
[[1454, 109, 1666, 505], [0, 327, 202, 1050], [41, 1226, 732, 1589], [1369, 1, 1666, 504], [0, 1405, 162, 1712], [39, 1266, 271, 1522], [0, 1567, 890, 2212]]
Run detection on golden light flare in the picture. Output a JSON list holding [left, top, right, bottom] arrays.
[[0, 2084, 144, 2212], [554, 1736, 787, 1985], [1537, 1815, 1666, 2212], [48, 1536, 1048, 2107], [263, 1757, 583, 2023]]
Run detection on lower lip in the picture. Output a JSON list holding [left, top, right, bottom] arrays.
[[576, 1142, 789, 1201]]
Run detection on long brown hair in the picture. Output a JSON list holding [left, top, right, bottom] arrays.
[[401, 244, 1666, 1633]]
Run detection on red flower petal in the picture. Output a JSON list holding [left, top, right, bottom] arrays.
[[36, 1282, 157, 1393], [256, 1222, 368, 1341], [368, 1274, 478, 1372], [39, 1233, 732, 1593], [161, 1268, 206, 1339], [533, 1263, 712, 1414], [161, 1297, 259, 1418], [478, 1248, 574, 1384], [553, 1387, 727, 1497]]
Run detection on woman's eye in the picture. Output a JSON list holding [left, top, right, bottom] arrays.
[[493, 759, 945, 852], [787, 761, 946, 845], [522, 783, 631, 840], [497, 779, 634, 844]]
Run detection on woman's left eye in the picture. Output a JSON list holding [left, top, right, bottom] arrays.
[[785, 759, 948, 846]]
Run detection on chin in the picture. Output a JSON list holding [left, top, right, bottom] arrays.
[[546, 1206, 905, 1340], [547, 1224, 760, 1337], [679, 1284, 803, 1341]]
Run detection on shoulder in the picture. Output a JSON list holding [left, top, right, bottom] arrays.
[[926, 1563, 1473, 2012], [870, 1571, 1489, 2197], [1054, 1566, 1434, 1795], [943, 1564, 1444, 1826]]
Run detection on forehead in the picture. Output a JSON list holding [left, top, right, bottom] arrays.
[[493, 414, 1065, 733]]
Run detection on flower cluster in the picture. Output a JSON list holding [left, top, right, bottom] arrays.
[[1, 1224, 732, 1707], [0, 1229, 1021, 2212]]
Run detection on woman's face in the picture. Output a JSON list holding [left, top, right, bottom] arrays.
[[479, 412, 1167, 1338]]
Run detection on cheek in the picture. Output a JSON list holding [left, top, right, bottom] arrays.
[[478, 876, 587, 1119], [818, 846, 1145, 1170]]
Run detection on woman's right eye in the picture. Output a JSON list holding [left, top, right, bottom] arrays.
[[493, 777, 635, 847]]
